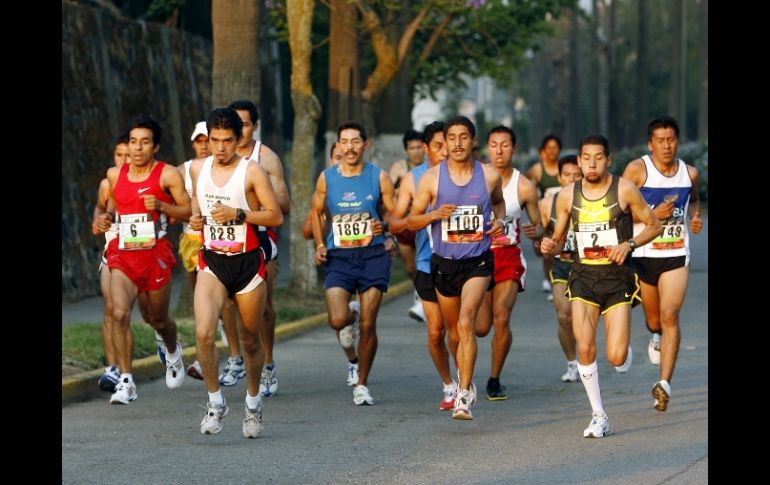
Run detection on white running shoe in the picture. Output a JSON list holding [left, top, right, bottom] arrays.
[[648, 333, 661, 365], [440, 381, 457, 411], [408, 291, 426, 322], [165, 343, 185, 389], [200, 398, 229, 435], [219, 356, 246, 387], [541, 278, 552, 293], [339, 301, 360, 349], [452, 389, 473, 420], [109, 378, 137, 404], [614, 345, 633, 373], [583, 411, 610, 438], [187, 360, 204, 380], [243, 401, 263, 438], [259, 364, 278, 397], [652, 380, 671, 412], [353, 384, 374, 405], [561, 362, 579, 382], [346, 362, 359, 386]]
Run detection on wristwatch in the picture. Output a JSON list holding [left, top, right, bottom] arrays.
[[235, 208, 247, 224], [627, 238, 637, 250]]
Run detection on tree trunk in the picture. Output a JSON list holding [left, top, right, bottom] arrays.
[[327, 0, 361, 130], [595, 0, 609, 136], [287, 0, 322, 295], [634, 0, 649, 145], [567, 8, 580, 146], [211, 0, 260, 107], [697, 0, 708, 141], [668, 0, 682, 122], [607, 0, 622, 147]]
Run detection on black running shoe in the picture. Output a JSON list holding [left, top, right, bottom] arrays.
[[486, 378, 507, 401]]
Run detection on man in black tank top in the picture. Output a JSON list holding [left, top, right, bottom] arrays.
[[541, 134, 662, 438]]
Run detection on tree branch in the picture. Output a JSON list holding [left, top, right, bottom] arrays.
[[396, 4, 431, 62], [413, 12, 454, 72]]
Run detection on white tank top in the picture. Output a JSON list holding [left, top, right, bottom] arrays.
[[182, 160, 199, 235], [632, 155, 691, 260], [492, 169, 522, 247], [197, 156, 251, 215]]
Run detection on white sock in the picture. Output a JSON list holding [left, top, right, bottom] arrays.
[[658, 379, 671, 395], [208, 390, 224, 405], [567, 360, 578, 367], [166, 346, 180, 363], [577, 361, 604, 415], [245, 391, 260, 410], [119, 373, 134, 384]]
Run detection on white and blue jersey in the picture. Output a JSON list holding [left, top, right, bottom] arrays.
[[632, 155, 692, 260]]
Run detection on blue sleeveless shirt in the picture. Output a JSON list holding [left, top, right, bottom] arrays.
[[324, 162, 385, 251], [411, 163, 432, 273]]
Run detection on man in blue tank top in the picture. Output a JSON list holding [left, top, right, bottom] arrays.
[[311, 121, 397, 406], [622, 116, 703, 412], [407, 116, 506, 420]]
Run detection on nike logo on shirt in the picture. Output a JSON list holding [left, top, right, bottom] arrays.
[[138, 187, 151, 194]]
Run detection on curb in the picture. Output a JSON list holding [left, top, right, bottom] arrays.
[[62, 279, 413, 404]]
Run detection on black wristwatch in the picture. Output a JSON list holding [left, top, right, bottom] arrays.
[[235, 208, 247, 224], [627, 238, 637, 250]]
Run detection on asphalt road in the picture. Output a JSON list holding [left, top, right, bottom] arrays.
[[62, 219, 707, 484]]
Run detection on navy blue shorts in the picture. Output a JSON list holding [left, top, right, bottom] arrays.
[[323, 245, 391, 294]]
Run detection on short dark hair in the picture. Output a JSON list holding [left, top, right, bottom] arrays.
[[444, 116, 476, 139], [228, 100, 259, 124], [486, 125, 517, 145], [647, 115, 680, 140], [422, 121, 445, 144], [402, 129, 422, 149], [337, 121, 367, 141], [558, 154, 578, 174], [128, 115, 162, 146], [113, 131, 129, 148], [578, 134, 610, 157], [206, 107, 244, 140], [539, 134, 562, 151]]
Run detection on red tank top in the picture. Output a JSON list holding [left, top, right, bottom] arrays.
[[113, 161, 173, 245]]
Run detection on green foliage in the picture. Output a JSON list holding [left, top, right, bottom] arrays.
[[145, 0, 186, 22], [411, 0, 576, 98]]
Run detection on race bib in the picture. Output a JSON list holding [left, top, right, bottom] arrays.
[[491, 216, 517, 247], [442, 205, 484, 243], [332, 212, 373, 248], [118, 213, 156, 250], [575, 222, 619, 261], [651, 223, 685, 250], [204, 217, 247, 254]]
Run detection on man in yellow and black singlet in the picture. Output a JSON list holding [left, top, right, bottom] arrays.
[[541, 134, 662, 439]]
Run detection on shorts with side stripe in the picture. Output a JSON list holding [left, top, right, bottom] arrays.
[[549, 258, 573, 285], [258, 228, 279, 262], [491, 245, 527, 291], [567, 262, 641, 314], [199, 248, 266, 299]]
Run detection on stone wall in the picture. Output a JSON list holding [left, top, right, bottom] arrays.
[[62, 2, 212, 301]]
